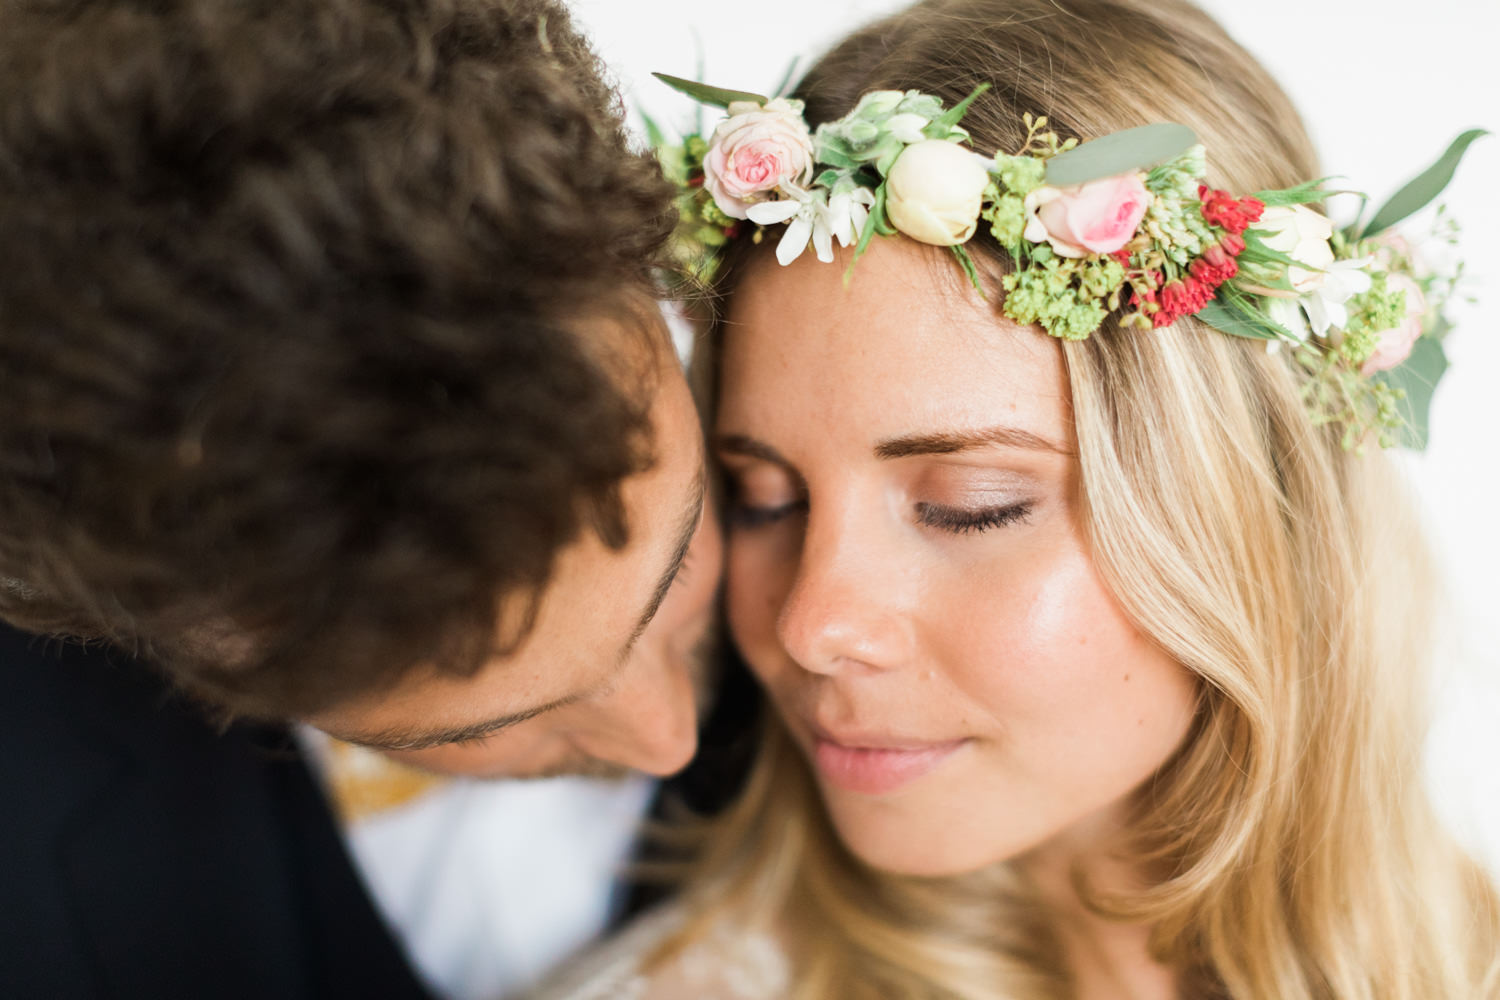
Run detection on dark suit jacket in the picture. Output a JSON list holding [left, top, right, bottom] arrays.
[[0, 619, 760, 1000], [0, 622, 435, 1000]]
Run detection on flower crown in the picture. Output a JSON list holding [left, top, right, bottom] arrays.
[[650, 73, 1485, 450]]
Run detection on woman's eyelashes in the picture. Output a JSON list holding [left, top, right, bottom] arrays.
[[915, 501, 1034, 534], [727, 486, 1034, 536]]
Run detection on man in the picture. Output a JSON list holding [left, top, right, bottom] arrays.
[[0, 1, 741, 997]]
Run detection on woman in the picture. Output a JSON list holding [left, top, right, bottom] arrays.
[[535, 0, 1500, 996]]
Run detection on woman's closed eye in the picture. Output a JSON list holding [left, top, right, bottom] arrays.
[[915, 501, 1033, 535]]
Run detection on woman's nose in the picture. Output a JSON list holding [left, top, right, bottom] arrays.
[[774, 504, 914, 677]]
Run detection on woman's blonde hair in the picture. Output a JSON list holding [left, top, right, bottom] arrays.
[[676, 0, 1500, 996]]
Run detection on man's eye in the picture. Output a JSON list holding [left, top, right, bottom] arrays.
[[914, 501, 1033, 535], [728, 497, 808, 529]]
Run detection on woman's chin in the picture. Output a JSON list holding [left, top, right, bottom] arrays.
[[819, 788, 1039, 878]]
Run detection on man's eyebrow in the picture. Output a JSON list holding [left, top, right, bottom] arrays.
[[620, 466, 706, 657], [874, 425, 1072, 459], [329, 694, 584, 753]]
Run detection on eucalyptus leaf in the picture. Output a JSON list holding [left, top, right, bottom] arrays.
[[653, 72, 768, 109], [1195, 298, 1283, 341], [1362, 129, 1488, 238], [1379, 336, 1448, 449], [1044, 123, 1197, 187]]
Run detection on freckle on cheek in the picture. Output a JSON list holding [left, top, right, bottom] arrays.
[[1123, 673, 1131, 682]]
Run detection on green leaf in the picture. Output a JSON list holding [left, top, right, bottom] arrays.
[[1379, 336, 1449, 449], [1194, 294, 1290, 342], [652, 72, 768, 109], [844, 186, 886, 285], [817, 146, 862, 171], [873, 186, 898, 236], [1043, 123, 1197, 187], [925, 83, 992, 137], [772, 57, 801, 98], [1238, 228, 1301, 268], [637, 108, 667, 152], [1252, 176, 1339, 208], [1362, 129, 1488, 238], [950, 245, 985, 297]]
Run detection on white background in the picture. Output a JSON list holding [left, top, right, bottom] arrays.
[[568, 0, 1500, 868]]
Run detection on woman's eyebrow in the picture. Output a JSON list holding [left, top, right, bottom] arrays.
[[874, 425, 1072, 459]]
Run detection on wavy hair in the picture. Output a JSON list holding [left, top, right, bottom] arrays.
[[671, 0, 1500, 996]]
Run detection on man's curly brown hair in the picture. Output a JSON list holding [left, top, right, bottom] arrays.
[[0, 0, 679, 717]]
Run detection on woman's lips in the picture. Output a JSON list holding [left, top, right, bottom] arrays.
[[811, 733, 968, 795]]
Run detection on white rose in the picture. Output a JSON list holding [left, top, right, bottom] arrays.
[[884, 139, 991, 246], [1253, 204, 1335, 292]]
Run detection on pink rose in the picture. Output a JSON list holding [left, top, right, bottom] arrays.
[[1023, 172, 1151, 258], [1361, 272, 1427, 375], [702, 98, 814, 221]]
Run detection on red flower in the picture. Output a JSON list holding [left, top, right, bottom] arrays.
[[1199, 187, 1266, 235], [1219, 232, 1246, 257], [1237, 196, 1265, 225], [1155, 275, 1216, 327], [1189, 245, 1238, 287]]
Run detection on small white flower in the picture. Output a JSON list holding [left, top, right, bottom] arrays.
[[746, 184, 835, 266], [1263, 257, 1373, 342], [1300, 257, 1373, 337], [827, 185, 877, 247], [1266, 296, 1310, 344], [1253, 205, 1335, 292]]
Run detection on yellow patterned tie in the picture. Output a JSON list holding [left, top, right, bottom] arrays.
[[322, 739, 446, 823]]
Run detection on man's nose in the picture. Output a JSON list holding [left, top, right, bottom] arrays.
[[579, 654, 700, 777]]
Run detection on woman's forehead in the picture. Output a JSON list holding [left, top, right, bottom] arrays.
[[720, 239, 1068, 439]]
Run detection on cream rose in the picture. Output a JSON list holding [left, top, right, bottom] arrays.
[[1361, 272, 1427, 375], [1253, 204, 1335, 292], [1021, 173, 1150, 258], [702, 98, 815, 220], [884, 140, 991, 246]]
